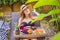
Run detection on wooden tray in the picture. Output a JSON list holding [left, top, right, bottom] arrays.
[[19, 34, 46, 39]]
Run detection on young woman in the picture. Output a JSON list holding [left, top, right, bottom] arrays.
[[14, 4, 40, 40]]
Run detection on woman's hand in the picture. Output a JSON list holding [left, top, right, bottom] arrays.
[[13, 31, 20, 38]]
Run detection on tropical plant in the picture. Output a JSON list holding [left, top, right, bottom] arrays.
[[0, 0, 27, 5], [26, 0, 60, 40], [0, 8, 4, 17], [51, 32, 60, 40], [26, 0, 60, 30], [33, 0, 60, 8], [26, 0, 37, 4]]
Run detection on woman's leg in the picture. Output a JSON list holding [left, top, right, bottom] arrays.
[[31, 39, 37, 40], [23, 39, 29, 40]]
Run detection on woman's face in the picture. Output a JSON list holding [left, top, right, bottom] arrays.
[[23, 8, 30, 15]]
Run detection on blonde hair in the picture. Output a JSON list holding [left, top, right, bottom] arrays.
[[19, 7, 34, 22]]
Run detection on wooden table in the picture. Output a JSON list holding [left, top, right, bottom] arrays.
[[14, 31, 46, 40], [19, 34, 46, 39], [14, 34, 46, 40], [14, 27, 46, 40]]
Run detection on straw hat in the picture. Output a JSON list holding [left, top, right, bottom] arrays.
[[20, 4, 28, 11], [20, 4, 28, 16]]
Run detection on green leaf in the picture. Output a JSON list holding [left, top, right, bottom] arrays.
[[32, 14, 48, 23], [47, 9, 60, 22], [0, 12, 4, 17], [0, 0, 2, 4], [33, 0, 60, 8], [48, 9, 60, 16], [52, 32, 60, 40], [13, 0, 17, 2], [3, 0, 6, 4], [9, 0, 13, 5], [20, 0, 27, 3], [32, 9, 60, 23], [49, 18, 58, 22], [26, 0, 37, 4], [58, 16, 60, 19], [49, 16, 60, 22], [57, 16, 60, 20], [36, 8, 41, 13]]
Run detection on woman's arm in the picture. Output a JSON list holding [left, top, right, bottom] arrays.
[[13, 18, 22, 38]]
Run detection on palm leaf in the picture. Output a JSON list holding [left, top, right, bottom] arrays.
[[20, 0, 27, 3], [14, 0, 17, 2], [33, 0, 60, 8], [0, 0, 2, 4], [58, 16, 60, 19], [26, 0, 37, 4], [32, 14, 48, 23], [3, 0, 6, 5], [52, 32, 60, 40], [32, 9, 60, 23], [57, 16, 60, 20], [49, 16, 60, 22], [9, 0, 13, 5], [49, 18, 58, 22], [48, 9, 60, 16]]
